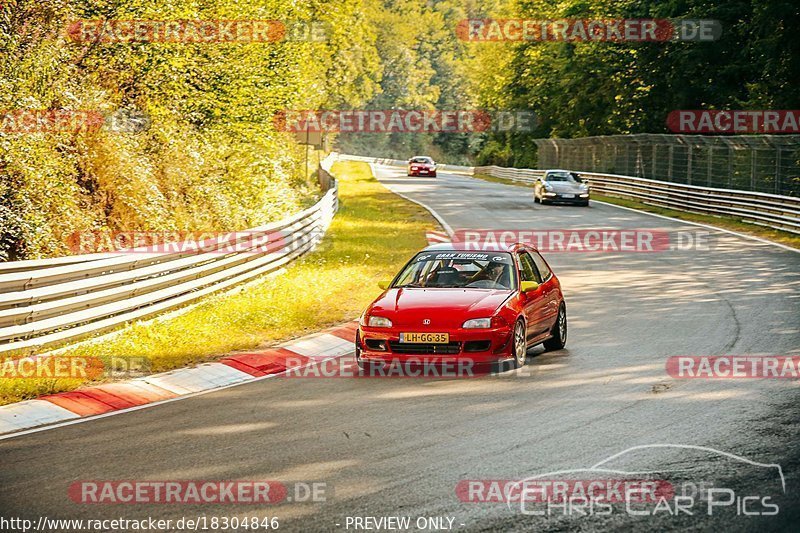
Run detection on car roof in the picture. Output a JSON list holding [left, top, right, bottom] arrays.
[[422, 242, 533, 253], [544, 169, 572, 174]]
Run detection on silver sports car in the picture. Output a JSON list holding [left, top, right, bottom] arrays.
[[533, 170, 590, 206]]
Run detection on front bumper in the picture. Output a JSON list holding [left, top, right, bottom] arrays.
[[543, 192, 589, 203], [408, 168, 436, 176], [357, 324, 513, 364]]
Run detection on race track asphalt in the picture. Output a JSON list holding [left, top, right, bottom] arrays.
[[1, 165, 798, 532]]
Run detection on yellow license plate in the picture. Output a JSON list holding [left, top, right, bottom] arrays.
[[400, 332, 449, 343]]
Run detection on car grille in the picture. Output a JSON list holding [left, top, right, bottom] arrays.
[[388, 341, 461, 355]]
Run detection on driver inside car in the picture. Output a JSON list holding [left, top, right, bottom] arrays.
[[468, 261, 511, 288]]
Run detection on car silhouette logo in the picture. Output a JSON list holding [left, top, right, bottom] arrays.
[[423, 319, 431, 325]]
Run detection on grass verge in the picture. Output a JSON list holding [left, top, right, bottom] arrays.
[[472, 173, 799, 249], [0, 161, 435, 405]]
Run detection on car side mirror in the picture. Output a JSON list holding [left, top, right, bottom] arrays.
[[378, 280, 391, 290], [520, 281, 539, 293]]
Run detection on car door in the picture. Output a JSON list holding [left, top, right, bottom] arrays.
[[530, 251, 559, 329], [517, 251, 548, 340]]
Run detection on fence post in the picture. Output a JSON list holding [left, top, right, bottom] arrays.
[[707, 146, 713, 186], [775, 148, 781, 195], [687, 145, 693, 185], [636, 147, 643, 177], [624, 144, 630, 175], [652, 144, 657, 178], [728, 146, 733, 188], [668, 145, 674, 181]]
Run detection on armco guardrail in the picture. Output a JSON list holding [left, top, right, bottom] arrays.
[[333, 155, 799, 233], [336, 154, 406, 166], [336, 154, 473, 173], [0, 155, 339, 355], [474, 165, 800, 234]]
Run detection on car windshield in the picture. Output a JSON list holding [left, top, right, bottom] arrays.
[[546, 172, 577, 182], [393, 252, 515, 290], [410, 157, 433, 164]]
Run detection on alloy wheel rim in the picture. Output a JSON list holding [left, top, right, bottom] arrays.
[[558, 310, 566, 341], [514, 322, 526, 364]]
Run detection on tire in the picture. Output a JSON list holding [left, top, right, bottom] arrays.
[[543, 305, 567, 351], [511, 319, 527, 368], [355, 332, 366, 370]]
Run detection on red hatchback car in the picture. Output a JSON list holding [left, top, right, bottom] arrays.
[[407, 156, 437, 177], [356, 243, 567, 370]]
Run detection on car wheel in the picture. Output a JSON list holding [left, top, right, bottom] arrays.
[[512, 319, 527, 368], [543, 305, 567, 351]]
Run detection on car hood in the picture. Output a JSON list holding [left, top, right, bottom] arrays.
[[547, 181, 584, 193], [367, 288, 512, 328]]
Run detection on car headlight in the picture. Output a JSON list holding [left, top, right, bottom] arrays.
[[544, 183, 553, 191], [368, 316, 393, 328], [463, 318, 492, 329]]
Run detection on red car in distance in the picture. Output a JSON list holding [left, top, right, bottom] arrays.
[[407, 156, 437, 177], [356, 242, 567, 371]]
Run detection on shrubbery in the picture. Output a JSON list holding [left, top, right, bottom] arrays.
[[0, 0, 381, 259]]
